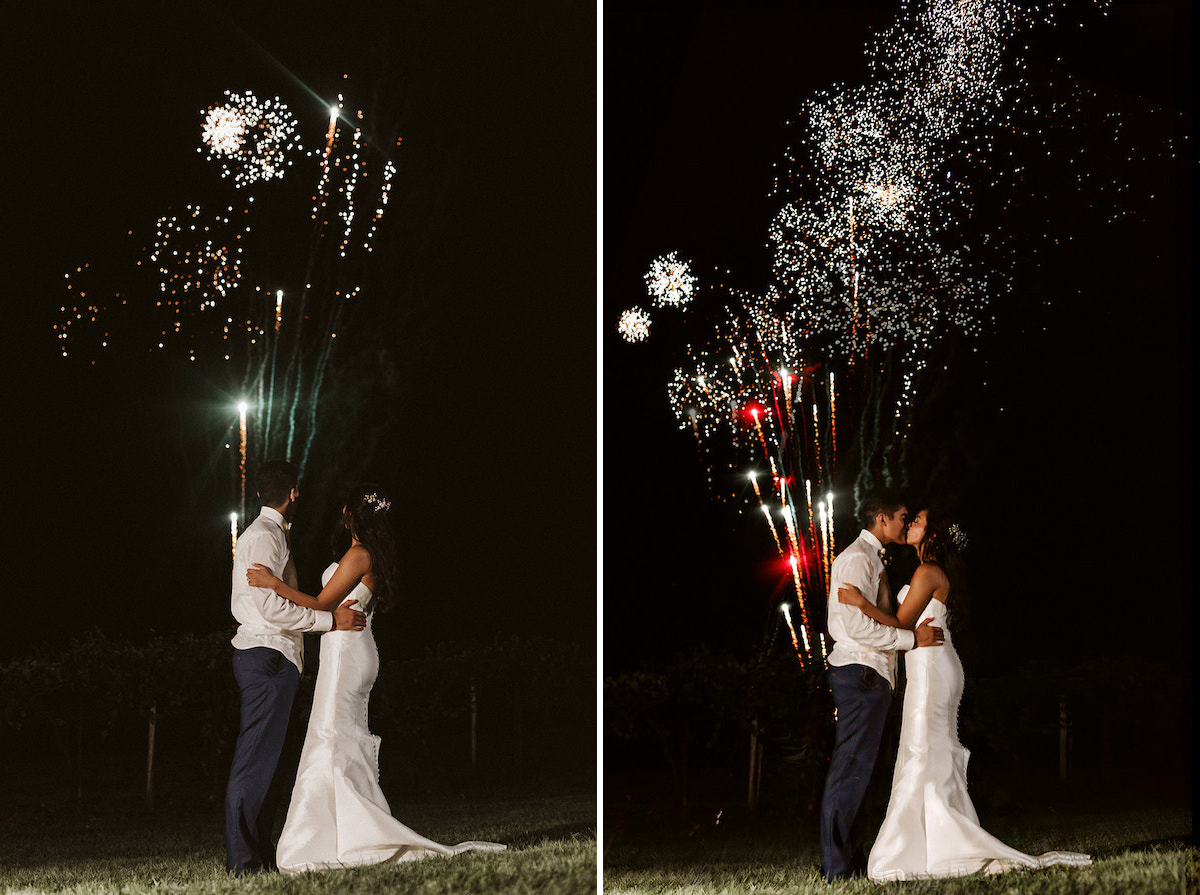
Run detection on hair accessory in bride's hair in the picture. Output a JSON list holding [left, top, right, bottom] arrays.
[[947, 522, 968, 550], [363, 492, 391, 513]]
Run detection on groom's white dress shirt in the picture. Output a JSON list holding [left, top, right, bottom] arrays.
[[231, 506, 333, 672], [826, 529, 916, 689]]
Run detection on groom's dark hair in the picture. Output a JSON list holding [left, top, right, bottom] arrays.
[[860, 489, 905, 528], [256, 459, 299, 507]]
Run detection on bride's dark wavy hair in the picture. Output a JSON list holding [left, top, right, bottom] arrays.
[[917, 507, 969, 631], [331, 483, 400, 614]]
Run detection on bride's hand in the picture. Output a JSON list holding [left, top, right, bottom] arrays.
[[247, 563, 280, 590], [837, 584, 867, 607]]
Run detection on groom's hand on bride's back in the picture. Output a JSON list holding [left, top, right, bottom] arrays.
[[915, 617, 944, 648], [333, 601, 367, 631]]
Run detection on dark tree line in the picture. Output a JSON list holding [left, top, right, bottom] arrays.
[[605, 649, 1190, 826], [1, 631, 594, 813]]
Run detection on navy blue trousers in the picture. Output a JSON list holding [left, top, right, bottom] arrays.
[[225, 647, 299, 875], [819, 662, 892, 881]]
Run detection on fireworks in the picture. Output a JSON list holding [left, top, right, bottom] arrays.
[[618, 307, 651, 342], [151, 205, 249, 302], [238, 400, 249, 524], [202, 106, 247, 156], [363, 161, 397, 253], [58, 85, 404, 480], [644, 252, 697, 309], [618, 0, 1185, 667], [200, 91, 301, 188], [781, 600, 805, 667]]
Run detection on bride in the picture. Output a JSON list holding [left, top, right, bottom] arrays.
[[246, 484, 505, 874], [838, 508, 1090, 881]]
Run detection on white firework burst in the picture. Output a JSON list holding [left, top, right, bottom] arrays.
[[199, 91, 302, 187], [645, 252, 698, 308], [202, 106, 246, 155], [617, 307, 652, 342]]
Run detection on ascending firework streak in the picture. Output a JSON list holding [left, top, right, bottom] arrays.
[[811, 403, 823, 482], [255, 94, 401, 477], [750, 471, 785, 554], [781, 506, 801, 562], [750, 407, 769, 458], [238, 400, 248, 525], [828, 372, 837, 470], [780, 599, 806, 668], [325, 104, 339, 153], [761, 504, 783, 554], [230, 513, 238, 566]]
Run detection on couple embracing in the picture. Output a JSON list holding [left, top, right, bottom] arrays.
[[819, 492, 1090, 883], [226, 459, 503, 876]]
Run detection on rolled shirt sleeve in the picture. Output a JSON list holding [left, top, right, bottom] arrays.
[[826, 540, 915, 685], [255, 584, 335, 633], [237, 529, 333, 633], [839, 590, 916, 652], [231, 508, 334, 673]]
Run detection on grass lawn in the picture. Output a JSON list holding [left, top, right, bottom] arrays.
[[604, 798, 1193, 894], [0, 792, 596, 894]]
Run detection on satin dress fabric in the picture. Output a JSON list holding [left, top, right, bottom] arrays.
[[276, 563, 505, 874], [867, 585, 1090, 882]]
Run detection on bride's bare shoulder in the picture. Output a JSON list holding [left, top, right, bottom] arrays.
[[339, 543, 372, 571], [913, 561, 949, 603], [913, 561, 948, 586]]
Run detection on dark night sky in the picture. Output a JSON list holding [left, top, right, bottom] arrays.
[[602, 1, 1191, 673], [1, 0, 595, 662]]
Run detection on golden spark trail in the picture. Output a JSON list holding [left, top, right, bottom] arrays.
[[818, 500, 831, 591], [238, 401, 248, 525], [812, 403, 823, 484], [826, 492, 835, 557], [782, 504, 804, 562], [230, 513, 238, 566], [751, 407, 770, 459], [325, 105, 339, 154], [790, 547, 812, 631], [821, 500, 834, 579], [781, 599, 806, 667], [753, 473, 785, 554], [805, 479, 817, 556], [762, 504, 784, 554], [828, 371, 837, 468]]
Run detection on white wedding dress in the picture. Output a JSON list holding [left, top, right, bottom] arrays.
[[867, 585, 1090, 882], [276, 563, 505, 874]]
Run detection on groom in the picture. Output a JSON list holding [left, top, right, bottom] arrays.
[[819, 491, 943, 882], [225, 459, 366, 876]]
